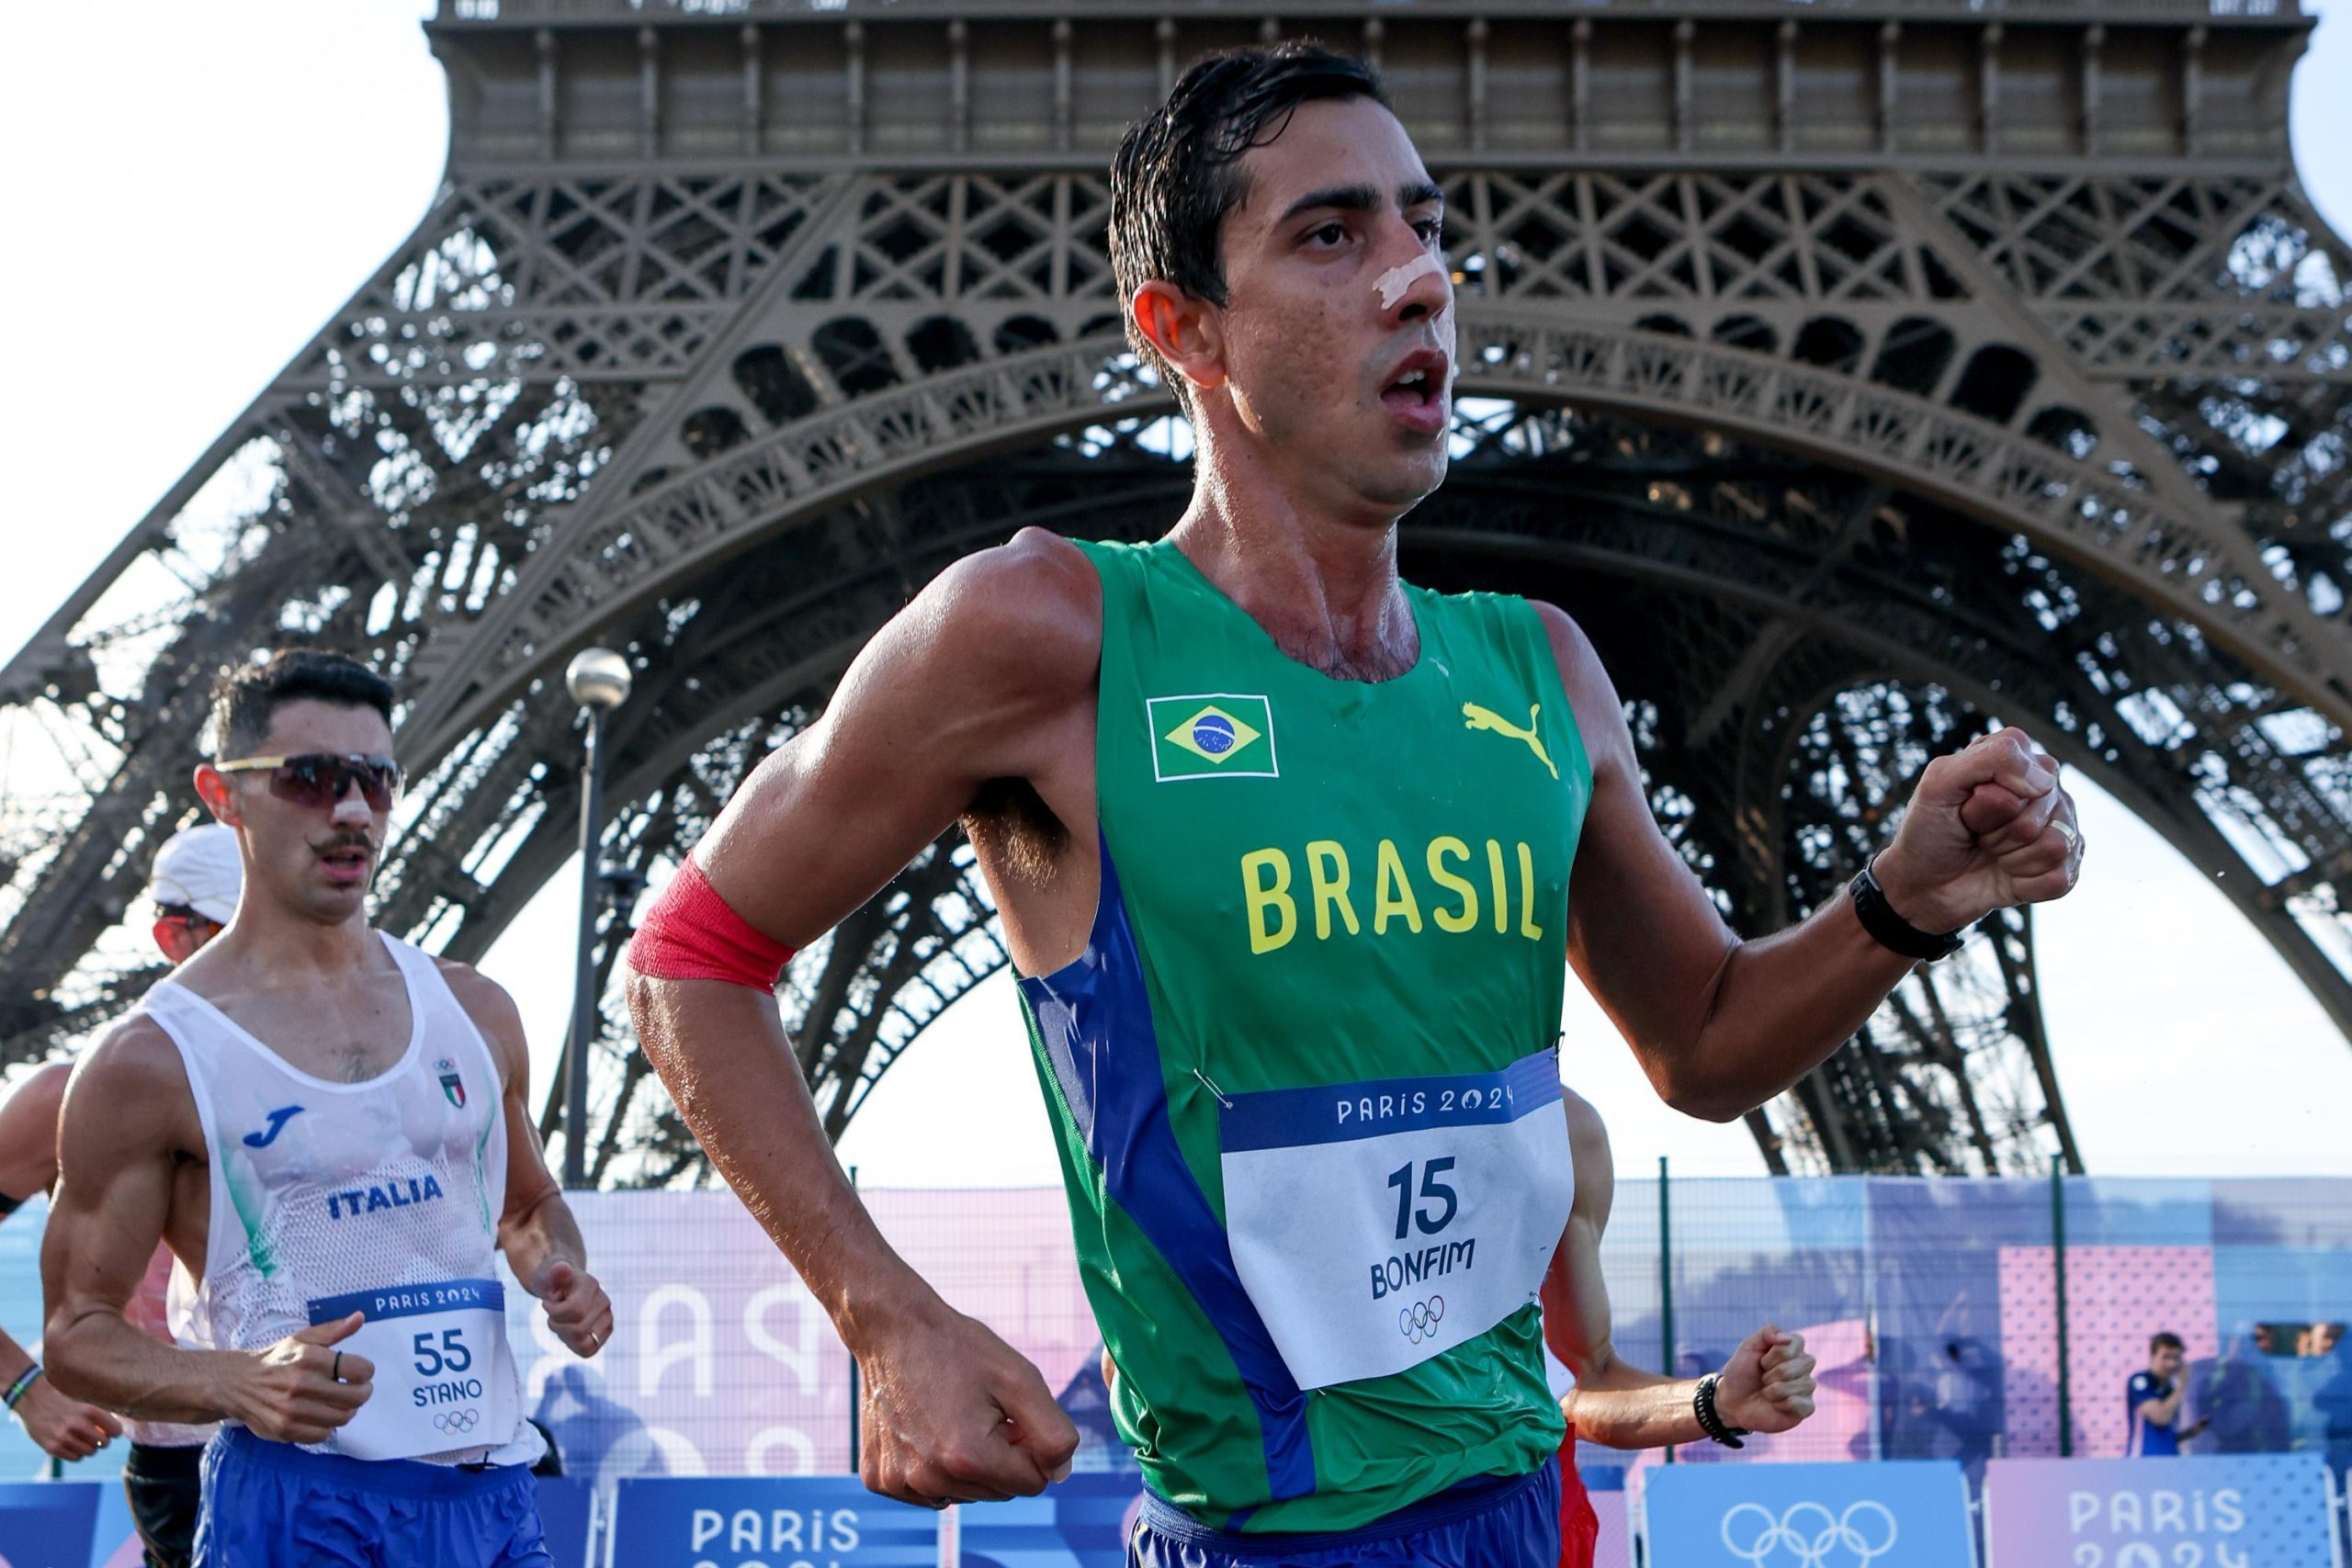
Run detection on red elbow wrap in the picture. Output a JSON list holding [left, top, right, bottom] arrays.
[[628, 855, 797, 989]]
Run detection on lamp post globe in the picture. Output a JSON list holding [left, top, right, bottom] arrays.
[[566, 647, 633, 711]]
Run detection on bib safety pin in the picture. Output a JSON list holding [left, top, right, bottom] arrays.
[[1193, 1067, 1234, 1109]]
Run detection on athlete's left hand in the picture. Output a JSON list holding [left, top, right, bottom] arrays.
[[1715, 1326, 1816, 1435], [528, 1258, 615, 1359], [1877, 728, 2082, 935]]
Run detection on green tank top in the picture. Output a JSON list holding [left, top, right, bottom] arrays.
[[1017, 537, 1595, 1534]]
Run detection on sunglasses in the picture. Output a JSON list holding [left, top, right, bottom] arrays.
[[215, 752, 404, 812]]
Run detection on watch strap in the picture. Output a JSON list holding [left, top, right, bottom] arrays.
[[1693, 1372, 1749, 1449], [1848, 860, 1965, 962]]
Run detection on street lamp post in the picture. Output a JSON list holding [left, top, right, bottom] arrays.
[[562, 647, 632, 1190]]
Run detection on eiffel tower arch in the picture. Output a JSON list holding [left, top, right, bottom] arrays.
[[4, 0, 2347, 1180]]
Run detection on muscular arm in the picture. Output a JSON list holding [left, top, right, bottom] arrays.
[[42, 1025, 246, 1424], [1542, 606, 2074, 1120], [628, 530, 1091, 1502], [44, 1022, 371, 1445], [1542, 1093, 1701, 1446], [445, 963, 611, 1357], [0, 1063, 122, 1460], [1542, 1090, 1812, 1448], [0, 1065, 68, 1386]]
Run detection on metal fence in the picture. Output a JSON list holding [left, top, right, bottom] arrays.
[[0, 1173, 2346, 1487]]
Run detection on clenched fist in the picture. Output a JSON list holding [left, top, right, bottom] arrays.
[[527, 1258, 614, 1358], [233, 1312, 373, 1446], [1879, 728, 2083, 935], [1716, 1326, 1817, 1435]]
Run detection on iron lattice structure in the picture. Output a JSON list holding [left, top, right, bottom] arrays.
[[4, 0, 2347, 1179]]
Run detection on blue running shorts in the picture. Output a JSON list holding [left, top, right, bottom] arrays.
[[194, 1425, 551, 1568], [1130, 1459, 1562, 1568]]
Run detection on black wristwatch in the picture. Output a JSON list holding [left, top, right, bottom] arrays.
[[1693, 1372, 1749, 1449], [1848, 857, 1965, 963]]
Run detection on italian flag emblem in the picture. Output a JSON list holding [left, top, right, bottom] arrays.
[[436, 1056, 466, 1110]]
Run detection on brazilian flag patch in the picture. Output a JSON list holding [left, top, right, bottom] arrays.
[[1148, 694, 1279, 782]]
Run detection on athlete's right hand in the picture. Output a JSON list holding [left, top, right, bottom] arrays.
[[11, 1375, 123, 1461], [234, 1312, 374, 1445], [856, 1300, 1079, 1508]]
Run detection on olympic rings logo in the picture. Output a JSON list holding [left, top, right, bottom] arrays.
[[1720, 1501, 1898, 1568], [1398, 1295, 1446, 1344], [433, 1408, 481, 1435]]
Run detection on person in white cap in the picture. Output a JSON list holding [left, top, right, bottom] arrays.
[[0, 820, 242, 1567], [147, 821, 243, 961]]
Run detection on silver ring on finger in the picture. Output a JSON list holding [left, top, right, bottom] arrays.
[[2054, 819, 2079, 852]]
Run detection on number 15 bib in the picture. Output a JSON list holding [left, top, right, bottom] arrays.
[[305, 1278, 514, 1461], [1216, 1048, 1574, 1392]]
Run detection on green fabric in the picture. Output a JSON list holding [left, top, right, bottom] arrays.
[[1020, 537, 1596, 1533]]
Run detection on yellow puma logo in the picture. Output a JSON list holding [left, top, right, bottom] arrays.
[[1462, 702, 1558, 780]]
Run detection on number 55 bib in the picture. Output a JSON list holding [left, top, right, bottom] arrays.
[[305, 1279, 515, 1461], [1217, 1048, 1574, 1392]]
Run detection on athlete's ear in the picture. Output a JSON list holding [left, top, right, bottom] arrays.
[[1132, 281, 1227, 397], [193, 762, 242, 829]]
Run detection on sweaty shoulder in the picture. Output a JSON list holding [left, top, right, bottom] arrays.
[[63, 1015, 197, 1153], [1529, 601, 1632, 784], [918, 528, 1102, 701], [434, 959, 526, 1086]]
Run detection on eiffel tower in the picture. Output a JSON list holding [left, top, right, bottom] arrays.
[[3, 0, 2345, 1181]]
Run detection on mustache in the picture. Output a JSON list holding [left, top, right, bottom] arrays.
[[311, 830, 379, 855]]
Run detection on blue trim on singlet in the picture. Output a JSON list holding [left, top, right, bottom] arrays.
[[1019, 838, 1317, 1503]]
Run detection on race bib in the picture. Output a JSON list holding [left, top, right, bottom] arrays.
[[1217, 1049, 1572, 1391], [305, 1278, 514, 1461]]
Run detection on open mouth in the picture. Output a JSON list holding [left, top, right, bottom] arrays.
[[1381, 353, 1450, 433], [319, 844, 372, 882]]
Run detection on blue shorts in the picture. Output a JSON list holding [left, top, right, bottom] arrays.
[[194, 1426, 551, 1568], [1131, 1459, 1562, 1568]]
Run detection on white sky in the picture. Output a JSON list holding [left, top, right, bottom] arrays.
[[2, 0, 2349, 1182]]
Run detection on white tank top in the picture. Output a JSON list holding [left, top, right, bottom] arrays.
[[140, 933, 539, 1468]]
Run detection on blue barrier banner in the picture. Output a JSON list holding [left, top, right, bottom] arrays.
[[1984, 1453, 2344, 1568], [0, 1480, 98, 1568], [957, 1473, 1145, 1567], [1590, 1488, 1632, 1568], [536, 1475, 594, 1568], [610, 1476, 940, 1568], [1641, 1459, 1976, 1568], [85, 1480, 144, 1568]]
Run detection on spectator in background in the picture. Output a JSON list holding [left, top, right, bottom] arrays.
[[0, 822, 241, 1568], [2203, 1324, 2291, 1454], [2128, 1331, 2209, 1456]]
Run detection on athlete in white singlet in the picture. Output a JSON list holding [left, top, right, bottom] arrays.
[[40, 651, 613, 1568]]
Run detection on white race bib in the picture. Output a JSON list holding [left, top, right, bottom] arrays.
[[1217, 1049, 1573, 1391], [305, 1278, 514, 1461]]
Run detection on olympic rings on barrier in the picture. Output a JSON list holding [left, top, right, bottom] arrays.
[[433, 1408, 481, 1436], [1396, 1295, 1446, 1344], [1719, 1500, 1898, 1568]]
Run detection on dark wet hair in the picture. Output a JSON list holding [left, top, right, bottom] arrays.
[[210, 649, 395, 759], [1109, 41, 1391, 404]]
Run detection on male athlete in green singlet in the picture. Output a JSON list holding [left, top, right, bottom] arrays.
[[627, 44, 2083, 1566]]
